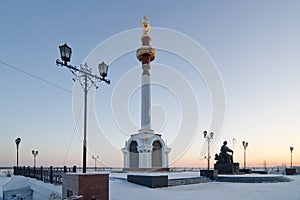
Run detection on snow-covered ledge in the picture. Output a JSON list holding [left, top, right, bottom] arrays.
[[2, 176, 61, 200]]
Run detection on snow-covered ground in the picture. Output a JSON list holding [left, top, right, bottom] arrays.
[[1, 173, 300, 200], [110, 174, 300, 200]]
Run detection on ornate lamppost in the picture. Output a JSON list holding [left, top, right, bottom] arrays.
[[92, 155, 99, 171], [232, 138, 237, 162], [32, 150, 38, 168], [290, 147, 294, 168], [242, 141, 248, 169], [203, 130, 214, 170], [56, 43, 110, 173], [15, 137, 21, 167]]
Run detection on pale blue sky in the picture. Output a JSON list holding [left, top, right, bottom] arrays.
[[1, 1, 300, 168]]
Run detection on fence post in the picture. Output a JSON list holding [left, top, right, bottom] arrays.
[[40, 166, 43, 181], [13, 166, 17, 175], [33, 166, 36, 178], [50, 166, 53, 184], [73, 165, 76, 173], [27, 166, 30, 177], [56, 167, 59, 184]]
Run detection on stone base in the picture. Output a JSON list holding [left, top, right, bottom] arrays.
[[62, 173, 109, 200], [200, 170, 218, 180], [216, 175, 291, 183], [123, 168, 169, 172], [239, 169, 252, 174], [122, 132, 171, 169], [252, 170, 267, 174], [214, 163, 239, 174], [127, 174, 168, 188], [285, 168, 296, 175]]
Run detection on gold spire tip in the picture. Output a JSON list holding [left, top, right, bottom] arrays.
[[141, 16, 150, 34]]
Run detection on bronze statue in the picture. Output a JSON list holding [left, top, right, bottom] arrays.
[[141, 16, 150, 34], [215, 141, 233, 163]]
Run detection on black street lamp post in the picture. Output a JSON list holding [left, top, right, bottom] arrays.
[[232, 138, 237, 162], [56, 43, 110, 173], [15, 137, 21, 167], [203, 130, 214, 170], [242, 141, 248, 169], [290, 147, 294, 168], [92, 155, 99, 171], [32, 150, 38, 168]]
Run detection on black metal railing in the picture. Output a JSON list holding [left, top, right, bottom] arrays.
[[12, 165, 299, 186], [13, 166, 120, 185], [13, 166, 77, 185]]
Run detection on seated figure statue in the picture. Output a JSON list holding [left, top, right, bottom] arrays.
[[215, 141, 233, 163]]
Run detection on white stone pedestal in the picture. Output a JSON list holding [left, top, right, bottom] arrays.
[[122, 130, 171, 170]]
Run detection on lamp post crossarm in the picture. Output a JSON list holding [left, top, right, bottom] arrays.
[[78, 63, 110, 85], [90, 73, 110, 84], [57, 60, 110, 85], [56, 59, 79, 72]]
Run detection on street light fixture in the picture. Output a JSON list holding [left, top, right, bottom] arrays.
[[56, 43, 110, 173], [290, 147, 294, 168], [98, 62, 109, 78], [59, 43, 72, 65], [32, 150, 38, 168], [15, 137, 21, 167], [203, 130, 214, 170], [242, 141, 248, 169], [92, 155, 99, 171]]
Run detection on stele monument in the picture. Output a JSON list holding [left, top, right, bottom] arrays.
[[122, 17, 171, 171]]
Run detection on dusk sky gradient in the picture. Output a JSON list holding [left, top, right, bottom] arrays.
[[0, 1, 300, 168]]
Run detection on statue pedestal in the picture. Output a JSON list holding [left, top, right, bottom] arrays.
[[122, 131, 170, 170], [214, 163, 239, 174], [127, 174, 168, 188], [239, 168, 252, 174], [62, 173, 109, 200], [200, 170, 218, 180], [285, 168, 296, 175]]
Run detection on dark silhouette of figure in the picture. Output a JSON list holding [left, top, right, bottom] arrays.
[[215, 141, 234, 163], [221, 141, 233, 163]]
